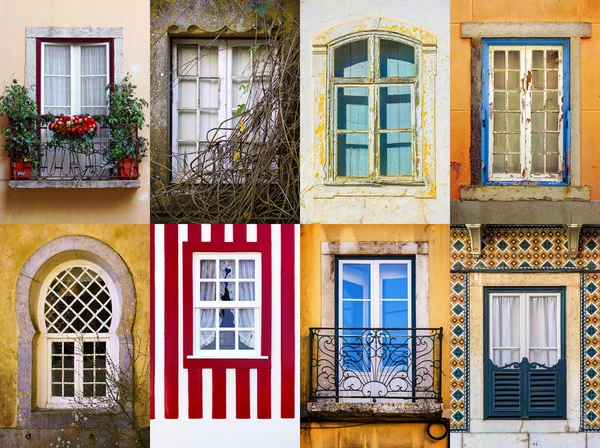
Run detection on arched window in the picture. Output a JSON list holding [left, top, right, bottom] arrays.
[[329, 33, 420, 180], [37, 261, 121, 408]]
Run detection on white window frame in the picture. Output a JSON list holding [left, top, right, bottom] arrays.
[[190, 252, 263, 359], [36, 260, 121, 409], [40, 42, 110, 115], [488, 291, 562, 364], [171, 39, 266, 179], [488, 45, 564, 182], [337, 258, 413, 329], [328, 32, 422, 182]]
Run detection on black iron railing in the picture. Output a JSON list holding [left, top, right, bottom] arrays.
[[309, 327, 443, 402], [9, 123, 140, 181]]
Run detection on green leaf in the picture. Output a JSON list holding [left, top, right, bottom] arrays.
[[235, 104, 246, 115], [252, 2, 267, 18]]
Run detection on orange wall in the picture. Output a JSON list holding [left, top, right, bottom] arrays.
[[451, 0, 600, 200]]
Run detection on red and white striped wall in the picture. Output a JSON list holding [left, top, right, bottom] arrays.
[[150, 224, 300, 447]]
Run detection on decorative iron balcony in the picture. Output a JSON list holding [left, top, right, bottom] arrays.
[[309, 327, 443, 402], [8, 123, 140, 186]]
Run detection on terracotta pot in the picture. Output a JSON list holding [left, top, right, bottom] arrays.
[[119, 157, 139, 179], [13, 160, 32, 180]]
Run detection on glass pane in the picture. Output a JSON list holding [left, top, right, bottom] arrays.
[[507, 92, 519, 111], [81, 45, 107, 75], [547, 71, 559, 89], [532, 50, 544, 69], [532, 70, 544, 89], [547, 133, 559, 153], [491, 295, 520, 366], [493, 134, 507, 153], [199, 80, 218, 108], [219, 331, 235, 350], [239, 282, 255, 301], [200, 331, 216, 349], [507, 71, 520, 90], [198, 309, 216, 328], [334, 40, 368, 77], [493, 72, 505, 90], [232, 46, 251, 77], [532, 153, 544, 174], [379, 264, 408, 299], [546, 50, 559, 69], [44, 77, 71, 108], [529, 295, 557, 348], [220, 260, 235, 279], [507, 113, 520, 132], [219, 309, 235, 328], [178, 112, 197, 141], [382, 300, 408, 328], [547, 153, 559, 173], [546, 91, 559, 110], [219, 282, 235, 301], [380, 40, 414, 77], [178, 45, 198, 76], [532, 91, 544, 110], [199, 282, 216, 301], [342, 300, 370, 328], [200, 260, 216, 278], [239, 331, 254, 350], [239, 260, 255, 279], [493, 51, 505, 69], [493, 92, 506, 110], [199, 111, 218, 141], [337, 134, 368, 177], [493, 113, 506, 132], [45, 45, 71, 75], [547, 113, 559, 131], [508, 134, 520, 152], [337, 87, 369, 131], [380, 86, 411, 129], [531, 134, 544, 154], [81, 77, 107, 108], [492, 154, 505, 173], [532, 113, 544, 132], [342, 264, 371, 299], [199, 46, 218, 76], [238, 309, 254, 328], [380, 132, 411, 177], [507, 154, 520, 173]]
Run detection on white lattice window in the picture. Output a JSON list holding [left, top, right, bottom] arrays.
[[171, 39, 270, 179], [191, 253, 262, 358], [37, 262, 121, 408]]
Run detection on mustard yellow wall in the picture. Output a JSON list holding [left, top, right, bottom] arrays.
[[300, 224, 450, 448], [0, 225, 150, 428], [0, 0, 150, 223], [450, 0, 600, 200]]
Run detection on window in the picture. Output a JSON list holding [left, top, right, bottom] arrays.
[[330, 34, 420, 181], [484, 288, 566, 419], [41, 41, 111, 116], [483, 39, 569, 183], [39, 262, 120, 408], [193, 253, 262, 358], [171, 40, 268, 178]]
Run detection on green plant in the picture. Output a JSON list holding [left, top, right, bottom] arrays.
[[104, 75, 148, 168], [0, 80, 40, 164]]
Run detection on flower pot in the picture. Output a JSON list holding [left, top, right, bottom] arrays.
[[13, 160, 32, 180], [119, 158, 139, 179]]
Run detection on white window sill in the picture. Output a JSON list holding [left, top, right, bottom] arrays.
[[324, 180, 426, 187], [460, 185, 590, 202], [306, 400, 443, 421], [187, 354, 268, 360]]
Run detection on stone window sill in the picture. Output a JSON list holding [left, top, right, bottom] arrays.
[[306, 401, 443, 421], [460, 185, 590, 202], [9, 180, 140, 189]]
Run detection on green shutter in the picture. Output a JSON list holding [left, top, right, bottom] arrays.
[[485, 358, 566, 419]]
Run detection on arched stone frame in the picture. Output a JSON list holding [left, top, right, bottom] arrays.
[[301, 17, 439, 222], [15, 236, 136, 429]]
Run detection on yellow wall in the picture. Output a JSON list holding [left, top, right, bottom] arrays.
[[0, 0, 150, 223], [300, 224, 450, 448], [451, 0, 600, 200], [0, 225, 150, 428]]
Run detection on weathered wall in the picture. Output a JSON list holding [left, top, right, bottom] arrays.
[[300, 224, 450, 447], [300, 0, 450, 224], [0, 0, 150, 224], [450, 0, 600, 202], [0, 225, 150, 434]]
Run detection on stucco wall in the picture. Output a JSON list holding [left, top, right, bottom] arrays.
[[300, 224, 450, 445], [0, 0, 150, 224], [450, 0, 600, 201], [0, 225, 150, 432], [300, 0, 450, 224]]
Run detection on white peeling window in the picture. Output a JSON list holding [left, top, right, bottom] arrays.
[[39, 263, 120, 408], [487, 44, 566, 182], [192, 253, 262, 358], [330, 34, 420, 181], [171, 40, 269, 179]]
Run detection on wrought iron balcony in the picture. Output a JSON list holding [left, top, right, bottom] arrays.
[[8, 123, 140, 187], [309, 327, 443, 403]]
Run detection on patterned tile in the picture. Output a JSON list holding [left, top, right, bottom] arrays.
[[584, 273, 600, 431], [450, 273, 469, 432]]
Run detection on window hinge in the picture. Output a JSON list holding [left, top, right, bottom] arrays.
[[482, 117, 486, 128]]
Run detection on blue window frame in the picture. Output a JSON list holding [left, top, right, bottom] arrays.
[[481, 38, 570, 185]]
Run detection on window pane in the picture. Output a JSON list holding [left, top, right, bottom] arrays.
[[239, 282, 255, 301], [220, 260, 236, 279], [81, 77, 107, 112], [380, 86, 411, 130], [239, 331, 254, 350], [380, 40, 414, 77], [199, 111, 218, 141], [81, 45, 107, 75], [380, 132, 411, 177], [199, 282, 216, 301], [493, 51, 505, 69], [200, 260, 216, 278], [44, 77, 71, 110], [198, 46, 218, 76], [532, 50, 544, 69], [334, 40, 368, 77], [219, 309, 235, 328], [200, 331, 216, 349], [178, 111, 197, 141], [529, 295, 558, 365], [232, 46, 251, 77], [342, 300, 370, 328], [45, 45, 71, 75], [337, 87, 369, 131], [238, 309, 254, 328], [379, 264, 408, 299], [239, 260, 255, 279], [178, 45, 198, 76], [198, 79, 218, 108], [382, 300, 408, 328], [337, 134, 368, 177], [220, 282, 235, 301], [342, 264, 371, 299], [491, 295, 520, 366], [198, 309, 216, 328], [219, 331, 235, 350]]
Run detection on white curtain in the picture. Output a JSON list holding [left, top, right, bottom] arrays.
[[44, 45, 71, 115], [81, 45, 108, 115], [492, 295, 520, 366], [529, 295, 558, 366], [238, 260, 255, 348], [199, 260, 216, 348]]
